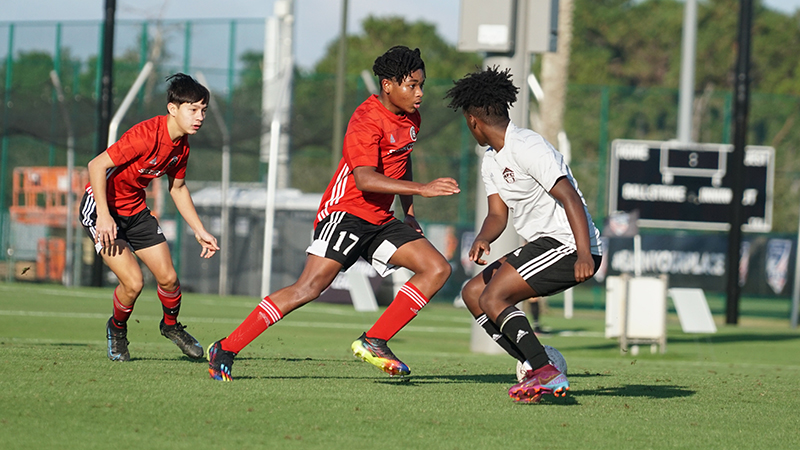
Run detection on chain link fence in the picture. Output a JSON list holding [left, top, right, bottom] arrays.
[[3, 19, 800, 312]]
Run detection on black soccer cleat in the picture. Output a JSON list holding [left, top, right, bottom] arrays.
[[159, 319, 204, 359], [207, 340, 236, 381], [106, 317, 130, 362]]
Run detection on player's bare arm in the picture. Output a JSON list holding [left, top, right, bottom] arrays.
[[168, 176, 219, 258], [549, 177, 595, 282], [352, 166, 460, 197], [470, 193, 509, 265], [87, 151, 118, 249]]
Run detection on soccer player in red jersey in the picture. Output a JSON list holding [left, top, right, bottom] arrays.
[[80, 73, 219, 362], [207, 46, 460, 381]]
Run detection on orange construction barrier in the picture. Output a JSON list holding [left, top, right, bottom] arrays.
[[9, 167, 88, 228], [37, 237, 66, 282], [9, 166, 163, 227]]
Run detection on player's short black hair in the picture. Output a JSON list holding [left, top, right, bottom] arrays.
[[445, 66, 519, 125], [166, 73, 209, 105], [372, 46, 425, 84]]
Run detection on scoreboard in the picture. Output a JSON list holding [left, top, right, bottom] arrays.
[[608, 139, 774, 232]]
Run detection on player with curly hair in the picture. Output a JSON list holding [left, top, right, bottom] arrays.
[[445, 67, 602, 402], [207, 46, 460, 381]]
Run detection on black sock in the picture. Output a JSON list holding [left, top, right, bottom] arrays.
[[475, 313, 525, 362], [496, 306, 548, 369], [111, 317, 127, 329]]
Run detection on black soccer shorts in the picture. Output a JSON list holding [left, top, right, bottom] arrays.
[[504, 236, 602, 296], [306, 211, 424, 276], [79, 192, 167, 253]]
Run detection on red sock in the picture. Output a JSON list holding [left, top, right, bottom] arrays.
[[157, 285, 181, 326], [367, 282, 429, 341], [221, 296, 283, 354], [112, 287, 133, 328]]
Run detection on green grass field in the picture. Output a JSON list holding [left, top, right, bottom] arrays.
[[1, 282, 799, 449]]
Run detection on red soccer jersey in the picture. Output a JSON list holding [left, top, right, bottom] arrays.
[[85, 115, 189, 216], [314, 95, 421, 227]]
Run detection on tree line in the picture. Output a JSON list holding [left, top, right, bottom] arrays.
[[3, 0, 800, 231]]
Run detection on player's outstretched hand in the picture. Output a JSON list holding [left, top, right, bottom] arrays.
[[469, 238, 491, 265], [574, 253, 595, 282], [196, 230, 220, 259], [420, 177, 460, 198]]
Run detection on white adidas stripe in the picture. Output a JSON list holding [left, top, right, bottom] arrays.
[[319, 211, 344, 243], [259, 300, 282, 323], [81, 192, 96, 227], [499, 310, 526, 329], [517, 245, 574, 280], [400, 284, 428, 309], [157, 286, 181, 299], [317, 164, 350, 222]]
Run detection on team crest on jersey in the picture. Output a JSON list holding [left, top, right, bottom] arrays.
[[503, 167, 515, 183], [165, 156, 179, 168], [409, 126, 417, 141]]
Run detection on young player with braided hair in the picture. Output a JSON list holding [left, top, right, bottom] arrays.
[[445, 67, 602, 402], [207, 45, 460, 381]]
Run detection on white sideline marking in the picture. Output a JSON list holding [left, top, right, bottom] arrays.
[[0, 310, 470, 334], [0, 309, 599, 337]]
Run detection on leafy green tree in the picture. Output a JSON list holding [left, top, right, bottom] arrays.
[[289, 15, 482, 223]]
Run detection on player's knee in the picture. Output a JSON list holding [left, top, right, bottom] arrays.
[[461, 277, 483, 307], [477, 290, 505, 315], [120, 278, 144, 298], [157, 272, 179, 291], [429, 257, 452, 287]]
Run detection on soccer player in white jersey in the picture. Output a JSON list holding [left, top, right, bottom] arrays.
[[445, 67, 602, 403]]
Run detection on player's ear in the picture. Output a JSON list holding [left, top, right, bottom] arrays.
[[467, 114, 478, 130], [382, 79, 392, 95], [166, 102, 178, 116]]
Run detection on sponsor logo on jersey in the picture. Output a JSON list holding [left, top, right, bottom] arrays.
[[149, 156, 158, 165], [389, 134, 396, 143], [388, 142, 414, 155], [140, 156, 180, 177], [503, 167, 515, 183], [166, 156, 179, 169]]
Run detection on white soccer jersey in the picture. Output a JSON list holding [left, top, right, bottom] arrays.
[[481, 121, 601, 255]]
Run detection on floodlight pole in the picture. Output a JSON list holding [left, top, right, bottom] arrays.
[[195, 72, 231, 296], [91, 0, 117, 287], [475, 0, 533, 270], [791, 205, 800, 328], [261, 67, 293, 297], [331, 0, 349, 170], [677, 0, 697, 143], [725, 0, 753, 326], [50, 70, 77, 287]]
